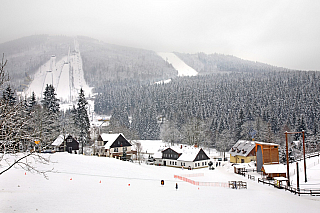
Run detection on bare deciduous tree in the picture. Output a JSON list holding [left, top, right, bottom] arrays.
[[133, 141, 143, 164], [0, 55, 53, 178]]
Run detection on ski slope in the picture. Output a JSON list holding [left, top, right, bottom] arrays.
[[157, 52, 198, 77], [23, 39, 92, 103], [1, 147, 320, 212]]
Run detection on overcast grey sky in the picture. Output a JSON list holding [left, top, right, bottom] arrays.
[[1, 0, 320, 70]]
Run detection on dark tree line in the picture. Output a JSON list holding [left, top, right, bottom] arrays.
[[95, 70, 320, 155]]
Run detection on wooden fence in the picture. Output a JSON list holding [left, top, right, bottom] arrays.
[[228, 181, 247, 189], [295, 152, 320, 162], [247, 174, 255, 181], [258, 178, 320, 196]]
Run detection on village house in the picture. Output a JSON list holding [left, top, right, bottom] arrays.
[[229, 140, 256, 163], [52, 135, 79, 153], [177, 148, 210, 169], [155, 147, 181, 166], [97, 133, 134, 160], [154, 146, 210, 169]]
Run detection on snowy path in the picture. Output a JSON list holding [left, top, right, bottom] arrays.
[[157, 52, 198, 77]]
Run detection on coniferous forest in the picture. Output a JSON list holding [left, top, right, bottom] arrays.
[[95, 70, 320, 159]]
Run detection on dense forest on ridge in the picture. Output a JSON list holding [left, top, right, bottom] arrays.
[[95, 70, 320, 160]]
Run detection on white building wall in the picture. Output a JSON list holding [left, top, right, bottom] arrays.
[[156, 159, 210, 169]]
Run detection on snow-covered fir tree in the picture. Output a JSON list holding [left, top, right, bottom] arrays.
[[74, 88, 90, 154], [40, 84, 60, 147], [2, 85, 16, 106]]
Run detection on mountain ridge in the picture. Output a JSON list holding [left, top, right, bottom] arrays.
[[0, 35, 300, 90]]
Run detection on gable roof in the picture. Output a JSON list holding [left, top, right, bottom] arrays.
[[229, 140, 256, 157], [101, 133, 131, 149], [177, 152, 197, 161], [177, 148, 209, 162], [100, 133, 120, 142], [255, 141, 279, 147], [161, 147, 181, 154], [52, 135, 64, 146], [263, 164, 286, 174]]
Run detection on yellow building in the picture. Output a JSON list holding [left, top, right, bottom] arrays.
[[229, 140, 256, 163]]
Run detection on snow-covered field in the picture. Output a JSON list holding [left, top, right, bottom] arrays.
[[1, 149, 320, 213], [157, 52, 198, 77]]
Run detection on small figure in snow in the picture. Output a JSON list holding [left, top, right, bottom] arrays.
[[175, 183, 178, 190]]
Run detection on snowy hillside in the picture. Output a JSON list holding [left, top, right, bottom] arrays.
[[157, 52, 198, 77], [23, 39, 92, 103], [1, 150, 320, 212]]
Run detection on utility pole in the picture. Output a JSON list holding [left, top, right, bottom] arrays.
[[296, 162, 300, 195], [302, 130, 307, 182], [285, 130, 307, 187], [285, 131, 290, 186]]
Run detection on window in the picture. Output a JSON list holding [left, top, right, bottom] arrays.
[[205, 162, 207, 165], [198, 163, 200, 166], [114, 148, 118, 152], [184, 163, 186, 166], [202, 162, 204, 166], [123, 147, 127, 151], [67, 139, 72, 143], [195, 163, 197, 167], [175, 162, 177, 165], [241, 159, 245, 163]]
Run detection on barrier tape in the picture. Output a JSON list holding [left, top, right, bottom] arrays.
[[174, 175, 227, 187]]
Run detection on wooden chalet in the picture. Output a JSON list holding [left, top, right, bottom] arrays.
[[52, 135, 79, 153], [255, 142, 279, 172], [229, 140, 256, 163]]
